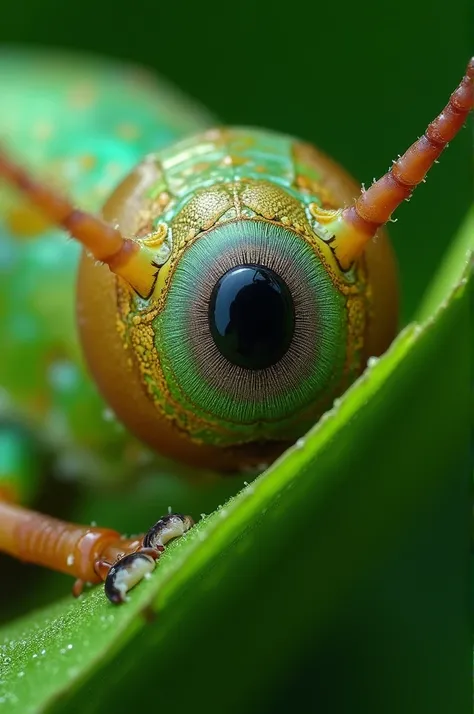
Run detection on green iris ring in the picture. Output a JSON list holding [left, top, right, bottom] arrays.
[[154, 219, 347, 442]]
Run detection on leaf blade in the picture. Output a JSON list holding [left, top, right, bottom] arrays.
[[0, 260, 470, 714]]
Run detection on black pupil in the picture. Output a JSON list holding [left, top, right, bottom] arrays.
[[208, 264, 295, 370]]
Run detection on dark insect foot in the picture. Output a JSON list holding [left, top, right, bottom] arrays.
[[104, 551, 159, 604], [143, 513, 195, 550], [104, 513, 194, 604]]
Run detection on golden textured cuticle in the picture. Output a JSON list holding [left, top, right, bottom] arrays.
[[141, 222, 168, 248], [308, 204, 340, 222], [141, 195, 172, 237], [295, 175, 335, 206], [118, 296, 231, 439], [114, 174, 371, 443], [76, 128, 397, 466]]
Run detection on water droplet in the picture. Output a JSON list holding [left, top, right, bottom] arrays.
[[367, 356, 379, 368]]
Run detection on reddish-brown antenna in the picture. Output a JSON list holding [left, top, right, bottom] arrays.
[[0, 150, 158, 296], [311, 58, 474, 270]]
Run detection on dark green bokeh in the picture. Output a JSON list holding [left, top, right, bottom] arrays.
[[1, 0, 472, 321]]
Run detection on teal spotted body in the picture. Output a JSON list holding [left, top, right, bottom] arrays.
[[0, 48, 214, 483]]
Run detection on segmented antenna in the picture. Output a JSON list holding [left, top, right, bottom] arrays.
[[311, 58, 474, 270], [0, 151, 158, 296]]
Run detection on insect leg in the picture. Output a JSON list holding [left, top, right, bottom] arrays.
[[0, 497, 146, 587], [0, 424, 144, 591], [0, 434, 195, 603], [103, 515, 195, 604]]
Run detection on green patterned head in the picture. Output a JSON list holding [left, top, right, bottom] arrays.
[[78, 127, 397, 470], [2, 57, 470, 472]]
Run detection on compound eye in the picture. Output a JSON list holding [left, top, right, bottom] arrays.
[[154, 219, 348, 445], [208, 264, 295, 371]]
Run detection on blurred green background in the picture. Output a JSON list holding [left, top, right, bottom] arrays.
[[1, 0, 472, 321], [0, 1, 472, 712]]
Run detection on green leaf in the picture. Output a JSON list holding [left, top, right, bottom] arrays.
[[417, 206, 474, 321], [0, 255, 470, 713]]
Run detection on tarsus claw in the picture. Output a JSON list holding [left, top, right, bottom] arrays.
[[104, 550, 160, 604], [143, 513, 195, 549]]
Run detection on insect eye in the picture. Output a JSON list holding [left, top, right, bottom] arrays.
[[153, 219, 348, 446], [208, 263, 295, 371]]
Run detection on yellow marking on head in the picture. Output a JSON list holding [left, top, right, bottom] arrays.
[[154, 257, 172, 298], [296, 177, 334, 206], [142, 222, 168, 248]]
